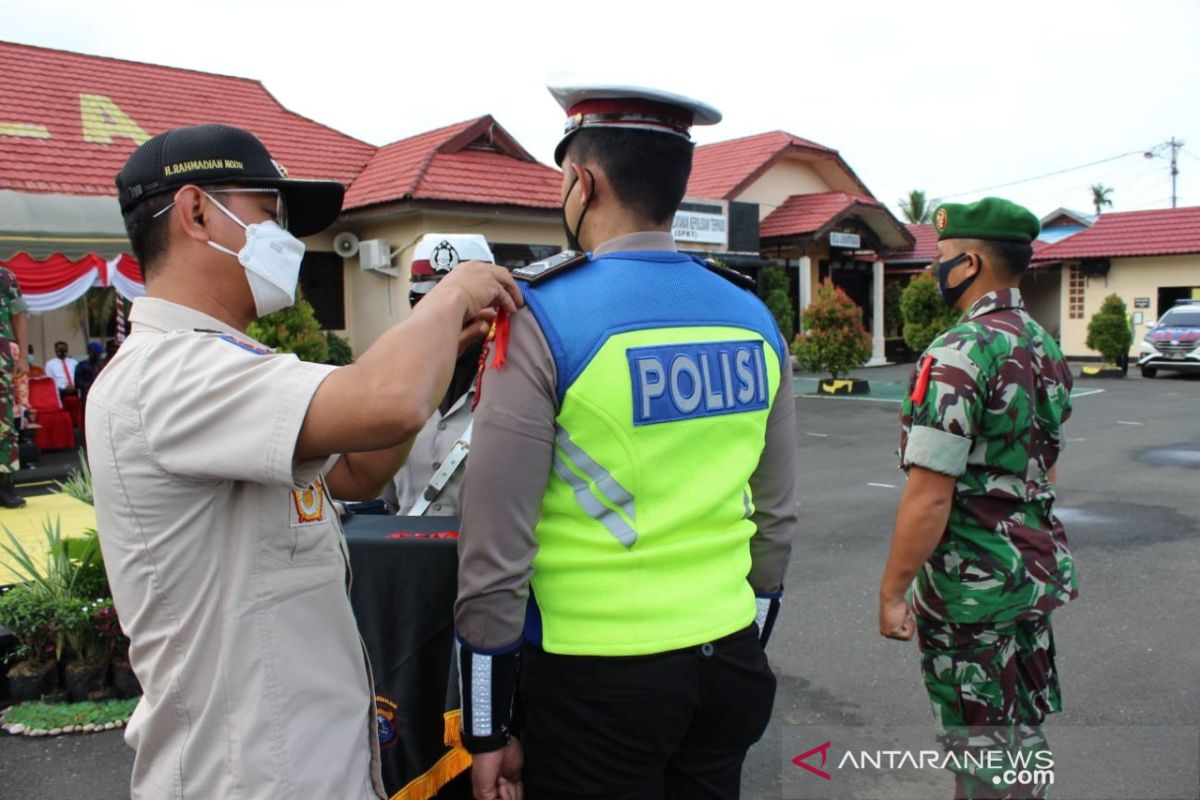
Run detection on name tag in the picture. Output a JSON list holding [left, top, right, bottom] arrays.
[[627, 340, 770, 426]]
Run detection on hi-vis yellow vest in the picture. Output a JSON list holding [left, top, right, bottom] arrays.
[[521, 251, 786, 656]]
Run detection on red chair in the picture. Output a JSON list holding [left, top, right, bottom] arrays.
[[27, 376, 76, 451]]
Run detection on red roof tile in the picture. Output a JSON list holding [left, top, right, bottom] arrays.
[[759, 192, 882, 238], [0, 41, 374, 196], [343, 116, 562, 211], [884, 224, 938, 263], [1034, 206, 1200, 261], [687, 131, 871, 200]]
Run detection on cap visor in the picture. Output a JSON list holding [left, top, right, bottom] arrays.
[[227, 177, 346, 237]]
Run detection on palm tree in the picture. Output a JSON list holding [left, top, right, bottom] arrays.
[[1091, 184, 1114, 216], [898, 189, 932, 224]]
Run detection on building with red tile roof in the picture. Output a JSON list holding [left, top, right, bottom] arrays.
[[0, 40, 373, 200], [0, 41, 564, 354], [1034, 206, 1200, 262], [1029, 206, 1200, 359], [687, 131, 870, 200], [344, 116, 561, 212], [759, 192, 911, 251], [686, 132, 911, 360]]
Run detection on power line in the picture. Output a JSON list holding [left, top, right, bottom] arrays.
[[934, 149, 1146, 200]]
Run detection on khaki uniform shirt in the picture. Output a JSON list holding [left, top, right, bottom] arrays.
[[383, 388, 473, 517], [86, 298, 384, 800]]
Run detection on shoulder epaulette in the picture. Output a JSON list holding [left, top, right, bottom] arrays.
[[703, 259, 756, 291], [512, 250, 588, 284]]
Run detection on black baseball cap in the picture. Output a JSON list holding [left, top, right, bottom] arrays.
[[116, 124, 345, 237]]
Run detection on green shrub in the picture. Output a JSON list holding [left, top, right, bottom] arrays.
[[761, 267, 794, 336], [1085, 294, 1133, 365], [0, 584, 56, 664], [246, 290, 329, 364], [324, 331, 354, 366], [791, 279, 871, 379], [900, 273, 960, 353]]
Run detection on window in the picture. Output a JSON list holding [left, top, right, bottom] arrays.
[[1068, 266, 1085, 320], [299, 252, 345, 330]]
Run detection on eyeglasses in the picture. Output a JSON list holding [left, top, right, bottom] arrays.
[[153, 188, 288, 230]]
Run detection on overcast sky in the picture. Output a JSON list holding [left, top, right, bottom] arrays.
[[3, 0, 1198, 221]]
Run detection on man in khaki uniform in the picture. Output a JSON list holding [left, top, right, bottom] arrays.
[[87, 124, 520, 799]]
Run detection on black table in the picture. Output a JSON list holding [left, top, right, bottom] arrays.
[[344, 514, 470, 800]]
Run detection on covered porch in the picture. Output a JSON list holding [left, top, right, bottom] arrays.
[[758, 192, 914, 365]]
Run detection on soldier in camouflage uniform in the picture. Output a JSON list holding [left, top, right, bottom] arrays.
[[878, 197, 1077, 799], [0, 265, 29, 508]]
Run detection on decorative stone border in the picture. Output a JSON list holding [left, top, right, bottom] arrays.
[[1, 712, 130, 737]]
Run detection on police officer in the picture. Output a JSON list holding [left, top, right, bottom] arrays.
[[88, 124, 519, 799], [383, 234, 494, 517], [0, 265, 28, 508], [878, 198, 1077, 799], [455, 81, 798, 800]]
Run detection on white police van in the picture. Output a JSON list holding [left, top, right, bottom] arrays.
[[1138, 300, 1200, 378]]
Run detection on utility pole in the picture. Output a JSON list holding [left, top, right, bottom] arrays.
[[1144, 138, 1185, 208], [1168, 137, 1182, 208]]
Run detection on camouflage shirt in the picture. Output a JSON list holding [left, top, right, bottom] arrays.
[[0, 267, 27, 345], [900, 288, 1078, 624]]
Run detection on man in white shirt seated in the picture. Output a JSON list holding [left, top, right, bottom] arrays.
[[44, 340, 79, 395]]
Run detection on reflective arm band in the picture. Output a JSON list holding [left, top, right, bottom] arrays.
[[755, 594, 781, 647], [456, 633, 522, 754]]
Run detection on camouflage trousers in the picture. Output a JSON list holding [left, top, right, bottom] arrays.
[[0, 356, 15, 474], [917, 615, 1062, 799]]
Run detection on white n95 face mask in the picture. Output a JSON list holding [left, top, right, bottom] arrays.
[[204, 192, 306, 318]]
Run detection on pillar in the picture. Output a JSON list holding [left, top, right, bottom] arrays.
[[797, 255, 812, 332], [866, 258, 887, 366]]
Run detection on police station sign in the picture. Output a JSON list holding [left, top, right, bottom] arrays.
[[673, 200, 729, 248]]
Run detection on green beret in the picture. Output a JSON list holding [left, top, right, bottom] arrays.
[[933, 197, 1040, 243]]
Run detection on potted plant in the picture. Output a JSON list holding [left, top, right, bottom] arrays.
[[95, 598, 139, 698], [1083, 294, 1133, 378], [2, 519, 105, 703], [60, 595, 110, 702], [791, 279, 872, 395], [0, 584, 57, 702]]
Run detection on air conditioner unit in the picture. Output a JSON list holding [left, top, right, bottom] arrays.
[[358, 239, 400, 277]]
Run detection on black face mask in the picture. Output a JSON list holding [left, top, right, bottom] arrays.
[[935, 252, 976, 308], [560, 168, 593, 253]]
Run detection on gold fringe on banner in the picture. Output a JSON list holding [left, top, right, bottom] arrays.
[[390, 710, 472, 800]]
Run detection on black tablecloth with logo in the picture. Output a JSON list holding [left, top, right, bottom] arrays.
[[344, 514, 470, 800]]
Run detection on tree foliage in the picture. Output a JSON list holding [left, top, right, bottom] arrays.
[[761, 266, 794, 336], [791, 279, 871, 379], [246, 291, 329, 364], [1090, 184, 1114, 216], [1086, 294, 1132, 365], [899, 189, 933, 224], [900, 273, 960, 353]]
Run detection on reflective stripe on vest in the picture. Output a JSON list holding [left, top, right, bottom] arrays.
[[551, 433, 638, 548]]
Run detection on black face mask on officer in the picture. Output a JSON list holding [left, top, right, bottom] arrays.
[[935, 252, 977, 309], [561, 167, 593, 253]]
